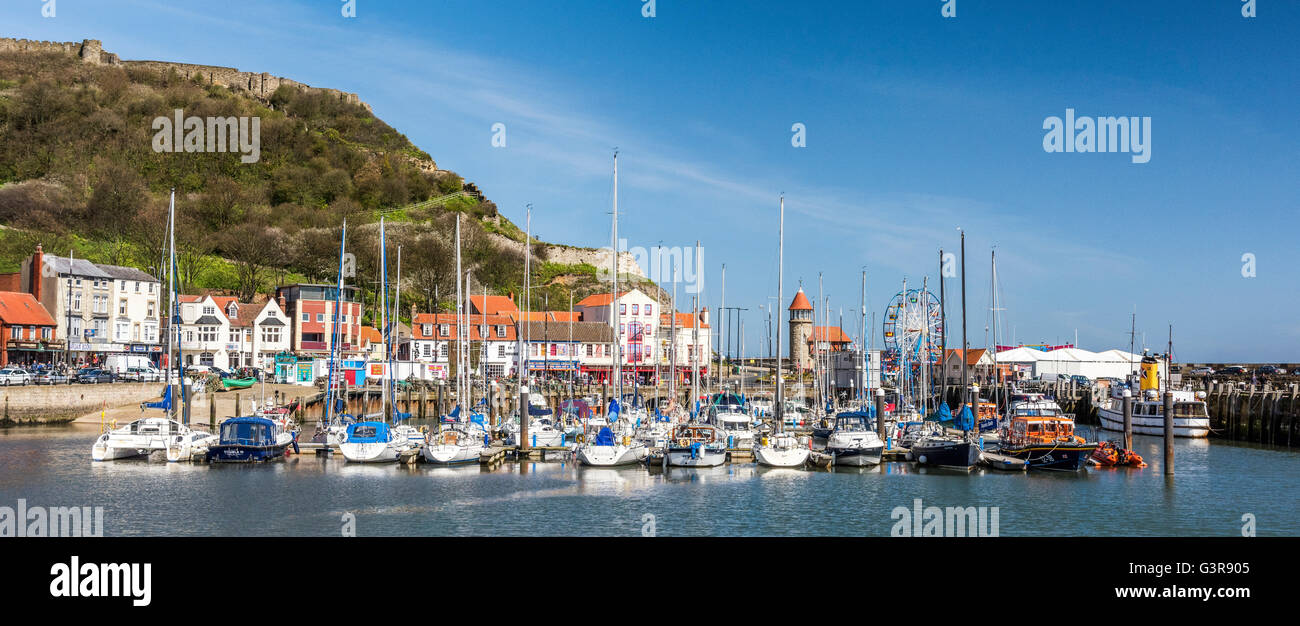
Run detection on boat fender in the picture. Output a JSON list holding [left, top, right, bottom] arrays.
[[420, 425, 428, 434], [917, 455, 927, 465]]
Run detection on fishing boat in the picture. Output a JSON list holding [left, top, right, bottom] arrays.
[[205, 416, 297, 463], [221, 377, 256, 390], [824, 411, 885, 466], [997, 407, 1096, 471], [92, 416, 212, 461], [339, 421, 417, 463], [666, 423, 728, 467]]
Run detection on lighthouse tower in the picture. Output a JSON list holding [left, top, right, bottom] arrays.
[[788, 287, 814, 371]]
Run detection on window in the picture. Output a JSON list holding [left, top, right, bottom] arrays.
[[620, 304, 626, 314], [496, 325, 506, 338], [203, 306, 215, 315], [134, 281, 140, 293], [144, 324, 157, 343], [185, 330, 194, 343], [119, 299, 128, 315], [421, 344, 432, 358], [9, 327, 18, 339], [119, 280, 126, 290], [115, 322, 129, 341], [497, 345, 506, 358], [198, 326, 218, 343], [631, 304, 638, 315], [41, 327, 51, 340], [645, 304, 652, 316], [69, 318, 82, 338], [230, 331, 240, 344], [301, 313, 309, 322], [439, 324, 449, 337], [316, 313, 325, 323], [146, 301, 155, 318], [440, 344, 448, 360], [261, 326, 282, 344], [72, 293, 81, 312], [586, 344, 593, 357]]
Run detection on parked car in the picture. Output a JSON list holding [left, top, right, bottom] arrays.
[[1258, 365, 1288, 376], [120, 367, 163, 382], [0, 367, 33, 386], [33, 370, 71, 385], [1189, 367, 1215, 375], [1070, 375, 1092, 386], [75, 368, 116, 384]]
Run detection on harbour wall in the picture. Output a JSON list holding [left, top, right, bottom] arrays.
[[0, 383, 164, 426], [1205, 381, 1299, 446]]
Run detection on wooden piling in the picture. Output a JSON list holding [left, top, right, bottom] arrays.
[[875, 389, 886, 445], [1163, 391, 1174, 475], [1122, 388, 1132, 451]]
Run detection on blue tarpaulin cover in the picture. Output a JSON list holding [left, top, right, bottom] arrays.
[[594, 426, 615, 446], [345, 421, 391, 443], [955, 404, 975, 431]]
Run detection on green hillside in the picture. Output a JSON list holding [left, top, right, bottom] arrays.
[[0, 46, 637, 322]]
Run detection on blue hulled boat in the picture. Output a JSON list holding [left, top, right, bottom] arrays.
[[206, 416, 298, 463]]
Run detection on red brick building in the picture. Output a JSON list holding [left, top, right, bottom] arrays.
[[0, 291, 61, 367]]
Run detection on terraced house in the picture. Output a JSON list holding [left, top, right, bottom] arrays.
[[175, 295, 289, 370], [7, 244, 161, 366]]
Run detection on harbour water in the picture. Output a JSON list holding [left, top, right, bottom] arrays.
[[2, 423, 1297, 537]]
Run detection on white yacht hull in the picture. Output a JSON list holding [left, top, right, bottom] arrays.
[[92, 441, 149, 461], [166, 432, 217, 462], [827, 444, 884, 466], [577, 444, 646, 466], [1097, 407, 1210, 438], [340, 440, 406, 463], [421, 442, 483, 464], [753, 445, 809, 467], [666, 448, 727, 467]]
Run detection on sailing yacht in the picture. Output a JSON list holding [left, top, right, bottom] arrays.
[[94, 190, 215, 462], [422, 214, 490, 464], [753, 196, 810, 468], [575, 152, 648, 468], [707, 392, 755, 448]]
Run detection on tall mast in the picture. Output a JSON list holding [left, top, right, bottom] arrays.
[[524, 204, 531, 384], [860, 270, 866, 407], [166, 190, 176, 422], [990, 249, 1000, 415], [720, 263, 726, 395], [775, 196, 784, 433], [454, 213, 463, 415], [611, 151, 621, 402], [325, 218, 347, 428], [938, 249, 947, 408], [960, 230, 969, 428]]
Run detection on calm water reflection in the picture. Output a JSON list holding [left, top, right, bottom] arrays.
[[1, 423, 1296, 536]]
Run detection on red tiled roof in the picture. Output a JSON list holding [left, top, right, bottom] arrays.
[[659, 312, 709, 329], [576, 291, 630, 307], [788, 288, 813, 311], [810, 326, 851, 343], [0, 291, 56, 326], [468, 294, 518, 315], [507, 311, 580, 323], [946, 348, 987, 365], [358, 326, 383, 346], [177, 295, 203, 303]]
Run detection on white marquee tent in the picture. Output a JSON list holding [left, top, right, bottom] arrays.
[[995, 347, 1145, 380]]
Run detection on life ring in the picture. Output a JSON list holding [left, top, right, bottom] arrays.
[[677, 438, 689, 448]]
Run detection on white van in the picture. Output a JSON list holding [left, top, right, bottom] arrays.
[[103, 354, 158, 375]]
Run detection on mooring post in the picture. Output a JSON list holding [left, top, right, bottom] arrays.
[[519, 380, 530, 452], [1163, 390, 1174, 475], [209, 389, 216, 431], [1122, 388, 1133, 451], [234, 393, 240, 417], [875, 388, 887, 447]]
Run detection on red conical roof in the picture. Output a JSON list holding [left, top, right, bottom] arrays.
[[788, 288, 813, 311]]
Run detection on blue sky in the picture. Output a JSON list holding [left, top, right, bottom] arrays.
[[5, 0, 1297, 361]]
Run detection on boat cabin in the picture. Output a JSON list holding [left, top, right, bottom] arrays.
[[344, 421, 392, 443], [1006, 415, 1078, 447], [220, 417, 281, 446], [833, 412, 872, 432], [673, 424, 721, 444]]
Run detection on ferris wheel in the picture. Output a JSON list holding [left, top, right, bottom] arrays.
[[882, 288, 944, 368]]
